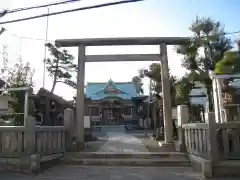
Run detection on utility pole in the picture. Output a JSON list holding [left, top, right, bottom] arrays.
[[43, 8, 49, 88]]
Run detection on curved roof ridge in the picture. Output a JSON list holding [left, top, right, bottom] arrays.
[[95, 79, 127, 94]]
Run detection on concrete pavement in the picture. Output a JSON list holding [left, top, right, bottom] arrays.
[[97, 132, 149, 153], [96, 126, 149, 153]]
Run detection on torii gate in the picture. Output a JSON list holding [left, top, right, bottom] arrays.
[[55, 37, 190, 149]]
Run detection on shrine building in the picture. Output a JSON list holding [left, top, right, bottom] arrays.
[[85, 79, 139, 125]]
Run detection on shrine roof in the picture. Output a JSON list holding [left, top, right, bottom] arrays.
[[85, 79, 137, 100]]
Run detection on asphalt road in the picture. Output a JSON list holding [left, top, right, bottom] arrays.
[[2, 166, 238, 180], [0, 166, 203, 180]]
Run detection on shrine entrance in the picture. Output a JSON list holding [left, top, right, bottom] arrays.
[[55, 37, 190, 146], [102, 108, 120, 125], [101, 98, 124, 125]]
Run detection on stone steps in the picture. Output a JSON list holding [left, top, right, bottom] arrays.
[[65, 152, 187, 159], [62, 152, 191, 167], [62, 158, 191, 167]]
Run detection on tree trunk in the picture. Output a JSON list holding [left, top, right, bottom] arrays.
[[51, 75, 57, 93], [51, 59, 59, 93]]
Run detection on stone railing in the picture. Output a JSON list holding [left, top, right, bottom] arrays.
[[177, 105, 240, 177], [0, 117, 67, 158], [216, 122, 240, 160], [181, 116, 240, 161], [0, 126, 26, 158], [0, 108, 76, 172], [182, 123, 209, 159], [35, 126, 66, 156]]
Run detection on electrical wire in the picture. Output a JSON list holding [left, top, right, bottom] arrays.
[[6, 0, 82, 14], [2, 28, 240, 44], [12, 34, 54, 42], [0, 0, 143, 25]]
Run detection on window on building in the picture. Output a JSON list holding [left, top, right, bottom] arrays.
[[90, 107, 99, 116], [123, 106, 132, 115]]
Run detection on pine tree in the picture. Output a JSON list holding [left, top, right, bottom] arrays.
[[45, 43, 77, 93]]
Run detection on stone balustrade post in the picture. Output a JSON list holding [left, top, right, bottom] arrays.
[[176, 105, 189, 152], [24, 116, 36, 154], [205, 112, 218, 161], [24, 116, 40, 172], [203, 112, 218, 178], [64, 108, 76, 151]]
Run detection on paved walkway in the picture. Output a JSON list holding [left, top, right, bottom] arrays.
[[97, 126, 149, 153]]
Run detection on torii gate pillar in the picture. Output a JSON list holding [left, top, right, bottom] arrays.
[[160, 43, 174, 145], [75, 45, 86, 148]]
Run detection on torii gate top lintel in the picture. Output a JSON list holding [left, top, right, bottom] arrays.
[[55, 37, 190, 47]]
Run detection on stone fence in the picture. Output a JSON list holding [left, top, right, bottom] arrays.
[[177, 105, 240, 178], [0, 108, 75, 173]]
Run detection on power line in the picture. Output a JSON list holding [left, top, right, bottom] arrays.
[[6, 0, 82, 14], [0, 0, 143, 25], [5, 30, 55, 42], [3, 28, 240, 44]]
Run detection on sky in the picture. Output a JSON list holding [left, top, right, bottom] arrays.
[[0, 0, 239, 100]]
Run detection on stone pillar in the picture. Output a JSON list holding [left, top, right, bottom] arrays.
[[160, 43, 174, 144], [216, 78, 224, 122], [64, 108, 75, 151], [204, 112, 218, 178], [176, 105, 189, 152], [25, 116, 40, 172], [76, 45, 86, 149], [23, 90, 29, 125], [205, 112, 218, 161], [24, 116, 36, 153]]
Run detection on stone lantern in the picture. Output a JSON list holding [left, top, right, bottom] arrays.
[[0, 95, 15, 125], [0, 95, 15, 115]]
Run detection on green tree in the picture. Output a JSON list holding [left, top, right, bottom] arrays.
[[174, 75, 194, 105], [214, 51, 240, 74], [139, 63, 178, 106], [1, 46, 35, 125], [175, 17, 233, 111], [139, 63, 161, 94], [45, 43, 77, 93]]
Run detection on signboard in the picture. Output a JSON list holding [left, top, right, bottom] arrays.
[[84, 116, 91, 128]]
